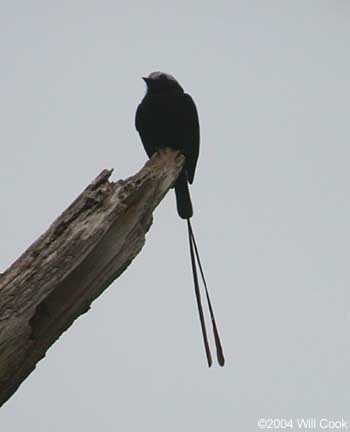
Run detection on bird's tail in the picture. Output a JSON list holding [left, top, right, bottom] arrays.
[[174, 170, 193, 219], [187, 219, 225, 367]]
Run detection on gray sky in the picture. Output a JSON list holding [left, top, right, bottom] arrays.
[[1, 1, 350, 430]]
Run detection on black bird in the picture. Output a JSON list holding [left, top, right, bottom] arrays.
[[135, 72, 224, 367]]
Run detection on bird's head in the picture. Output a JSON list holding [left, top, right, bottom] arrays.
[[142, 71, 184, 94]]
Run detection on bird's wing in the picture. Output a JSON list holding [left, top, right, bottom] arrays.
[[182, 93, 200, 184], [135, 103, 142, 132], [135, 100, 155, 158]]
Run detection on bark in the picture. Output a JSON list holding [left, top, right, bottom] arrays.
[[0, 148, 184, 407]]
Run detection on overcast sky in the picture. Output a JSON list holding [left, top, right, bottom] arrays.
[[1, 1, 350, 430]]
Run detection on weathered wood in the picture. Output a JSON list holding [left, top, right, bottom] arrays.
[[0, 148, 185, 407]]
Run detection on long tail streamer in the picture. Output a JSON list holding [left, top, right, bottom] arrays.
[[187, 219, 225, 367]]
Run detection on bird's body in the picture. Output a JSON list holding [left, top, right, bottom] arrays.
[[135, 72, 199, 218], [135, 72, 224, 367]]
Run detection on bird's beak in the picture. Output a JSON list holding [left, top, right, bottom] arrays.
[[142, 77, 149, 83]]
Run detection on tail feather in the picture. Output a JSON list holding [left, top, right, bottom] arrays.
[[188, 219, 225, 366], [175, 171, 193, 219]]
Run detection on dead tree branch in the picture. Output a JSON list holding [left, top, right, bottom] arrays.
[[0, 148, 184, 407]]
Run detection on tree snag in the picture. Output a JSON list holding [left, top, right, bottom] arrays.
[[0, 148, 184, 407]]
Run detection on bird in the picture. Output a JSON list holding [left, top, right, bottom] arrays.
[[135, 71, 224, 367]]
